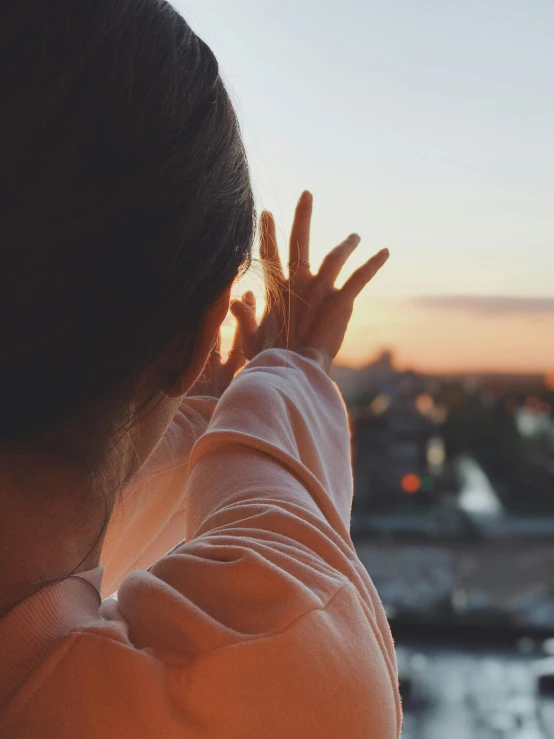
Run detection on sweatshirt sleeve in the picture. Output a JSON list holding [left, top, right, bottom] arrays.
[[99, 396, 217, 597], [111, 349, 400, 737], [186, 349, 356, 540], [180, 349, 397, 671]]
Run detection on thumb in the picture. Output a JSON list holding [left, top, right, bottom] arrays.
[[230, 299, 258, 334]]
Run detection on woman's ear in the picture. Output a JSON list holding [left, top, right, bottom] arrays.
[[163, 285, 233, 398]]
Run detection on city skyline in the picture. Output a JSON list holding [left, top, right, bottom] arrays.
[[219, 293, 554, 374], [179, 0, 554, 373]]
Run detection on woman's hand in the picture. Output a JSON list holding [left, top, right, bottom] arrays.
[[230, 191, 389, 373], [187, 314, 247, 398]]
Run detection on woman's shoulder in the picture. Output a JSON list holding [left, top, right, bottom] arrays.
[[1, 573, 399, 739]]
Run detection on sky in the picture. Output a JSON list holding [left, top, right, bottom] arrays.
[[177, 0, 554, 373]]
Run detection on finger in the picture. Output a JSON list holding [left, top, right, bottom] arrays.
[[339, 248, 389, 301], [260, 212, 285, 285], [232, 298, 258, 331], [316, 234, 361, 288], [225, 319, 246, 375], [289, 190, 312, 277], [242, 290, 257, 314], [230, 316, 244, 352], [231, 297, 259, 360]]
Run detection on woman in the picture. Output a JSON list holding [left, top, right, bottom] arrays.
[[0, 1, 401, 737]]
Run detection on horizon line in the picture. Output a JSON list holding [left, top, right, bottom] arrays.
[[333, 359, 549, 378]]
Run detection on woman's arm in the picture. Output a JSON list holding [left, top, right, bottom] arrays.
[[128, 348, 401, 737], [183, 349, 397, 671]]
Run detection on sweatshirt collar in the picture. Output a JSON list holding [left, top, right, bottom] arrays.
[[0, 565, 104, 710]]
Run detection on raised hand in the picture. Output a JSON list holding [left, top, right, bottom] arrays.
[[230, 190, 389, 373], [187, 310, 247, 397]]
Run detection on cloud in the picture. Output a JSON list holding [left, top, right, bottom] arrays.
[[411, 295, 554, 316]]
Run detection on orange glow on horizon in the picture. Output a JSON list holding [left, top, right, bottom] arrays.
[[224, 285, 554, 375], [334, 298, 554, 375]]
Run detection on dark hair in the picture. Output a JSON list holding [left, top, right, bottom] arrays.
[[0, 1, 255, 460]]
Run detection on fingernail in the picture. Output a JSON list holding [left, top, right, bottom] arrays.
[[244, 290, 255, 303], [348, 233, 361, 245], [301, 190, 313, 204], [380, 248, 390, 259]]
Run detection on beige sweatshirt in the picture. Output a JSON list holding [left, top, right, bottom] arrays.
[[0, 349, 401, 738]]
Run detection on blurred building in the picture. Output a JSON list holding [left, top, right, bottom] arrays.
[[340, 352, 444, 513], [353, 400, 438, 512]]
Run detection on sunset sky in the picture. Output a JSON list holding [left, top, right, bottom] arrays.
[[178, 0, 554, 373]]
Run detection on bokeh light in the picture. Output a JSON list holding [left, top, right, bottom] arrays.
[[429, 404, 448, 425], [370, 394, 391, 416], [420, 475, 434, 492], [427, 437, 446, 468], [401, 474, 421, 494], [415, 393, 434, 416]]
